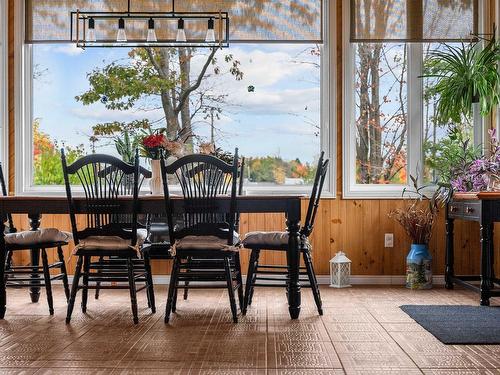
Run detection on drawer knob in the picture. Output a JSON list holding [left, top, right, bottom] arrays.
[[465, 206, 474, 214], [450, 206, 459, 212]]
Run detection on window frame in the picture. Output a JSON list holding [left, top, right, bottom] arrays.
[[15, 0, 336, 197], [0, 0, 7, 174], [342, 0, 485, 199]]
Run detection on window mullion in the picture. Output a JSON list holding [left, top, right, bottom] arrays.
[[407, 43, 423, 185]]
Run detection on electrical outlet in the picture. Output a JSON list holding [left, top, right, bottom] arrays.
[[384, 233, 394, 248]]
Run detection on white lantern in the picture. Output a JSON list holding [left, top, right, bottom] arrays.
[[329, 251, 352, 288]]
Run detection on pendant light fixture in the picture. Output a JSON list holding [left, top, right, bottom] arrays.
[[205, 18, 216, 43], [176, 18, 187, 42], [147, 18, 157, 42], [116, 17, 127, 42], [87, 17, 96, 42], [72, 0, 229, 48]]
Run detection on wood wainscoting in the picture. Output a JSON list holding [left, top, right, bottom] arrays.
[[10, 199, 500, 278]]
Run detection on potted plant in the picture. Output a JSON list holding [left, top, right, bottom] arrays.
[[422, 35, 500, 125], [141, 132, 184, 195], [389, 179, 444, 289]]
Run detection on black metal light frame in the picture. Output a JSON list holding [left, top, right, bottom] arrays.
[[70, 0, 230, 48]]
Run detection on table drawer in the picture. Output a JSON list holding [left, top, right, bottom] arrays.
[[462, 201, 481, 220], [448, 202, 463, 218]]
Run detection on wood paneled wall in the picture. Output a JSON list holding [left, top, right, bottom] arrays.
[[6, 0, 500, 277]]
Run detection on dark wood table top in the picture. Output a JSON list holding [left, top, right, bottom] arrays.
[[452, 192, 500, 201]]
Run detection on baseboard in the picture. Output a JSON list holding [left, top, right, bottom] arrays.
[[60, 275, 445, 286]]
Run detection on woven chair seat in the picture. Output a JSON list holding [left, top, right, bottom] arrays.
[[73, 228, 148, 255], [5, 228, 72, 247]]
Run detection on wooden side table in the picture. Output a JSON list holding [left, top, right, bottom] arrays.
[[445, 192, 500, 305]]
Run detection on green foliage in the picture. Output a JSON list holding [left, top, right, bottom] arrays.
[[33, 121, 85, 185], [247, 156, 317, 184], [422, 36, 500, 124], [424, 126, 480, 186], [76, 57, 174, 111], [91, 120, 151, 163]]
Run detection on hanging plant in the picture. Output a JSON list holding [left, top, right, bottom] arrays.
[[422, 35, 500, 124]]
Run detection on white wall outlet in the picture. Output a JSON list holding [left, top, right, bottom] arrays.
[[384, 233, 394, 248]]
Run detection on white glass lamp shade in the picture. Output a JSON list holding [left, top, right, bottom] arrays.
[[117, 18, 127, 42], [87, 17, 96, 42], [329, 251, 352, 288], [176, 18, 187, 42], [147, 18, 157, 43], [205, 18, 216, 42]]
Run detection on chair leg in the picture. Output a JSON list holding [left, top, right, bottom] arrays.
[[40, 249, 54, 315], [66, 256, 83, 324], [224, 257, 238, 323], [172, 282, 178, 313], [243, 250, 257, 315], [303, 250, 323, 315], [248, 249, 260, 307], [127, 258, 139, 324], [183, 256, 191, 300], [94, 255, 104, 300], [165, 257, 180, 323], [233, 253, 244, 313], [57, 246, 70, 302], [81, 256, 90, 313], [4, 250, 12, 284], [144, 253, 156, 313]]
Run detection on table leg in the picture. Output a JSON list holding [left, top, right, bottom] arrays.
[[0, 217, 6, 319], [28, 214, 41, 303], [445, 217, 455, 290], [480, 222, 492, 306], [286, 218, 301, 319], [488, 224, 495, 289]]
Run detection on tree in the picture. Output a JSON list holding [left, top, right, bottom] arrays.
[[33, 119, 84, 185], [77, 47, 243, 151]]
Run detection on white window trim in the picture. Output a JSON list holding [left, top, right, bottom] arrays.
[[342, 0, 484, 199], [0, 0, 8, 175], [15, 1, 335, 197]]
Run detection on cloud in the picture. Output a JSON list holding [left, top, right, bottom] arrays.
[[52, 44, 85, 56]]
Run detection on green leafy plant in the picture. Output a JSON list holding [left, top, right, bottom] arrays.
[[422, 35, 500, 124]]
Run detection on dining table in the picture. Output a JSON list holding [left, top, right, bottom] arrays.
[[0, 194, 304, 320]]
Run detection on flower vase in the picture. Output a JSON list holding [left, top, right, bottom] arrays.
[[149, 159, 163, 196], [406, 244, 432, 290], [487, 174, 500, 192]]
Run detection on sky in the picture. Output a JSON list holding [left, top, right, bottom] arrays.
[[32, 43, 321, 163]]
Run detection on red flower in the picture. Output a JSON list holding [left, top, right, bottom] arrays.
[[142, 134, 166, 148]]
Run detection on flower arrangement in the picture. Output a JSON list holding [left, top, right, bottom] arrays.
[[450, 129, 500, 192], [388, 179, 443, 245], [141, 133, 184, 160]]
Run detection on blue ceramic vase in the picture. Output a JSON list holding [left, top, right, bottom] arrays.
[[406, 244, 432, 289]]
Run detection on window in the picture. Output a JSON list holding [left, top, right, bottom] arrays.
[[344, 1, 482, 198], [16, 1, 335, 196], [0, 0, 7, 169]]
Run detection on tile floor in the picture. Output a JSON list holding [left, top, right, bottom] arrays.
[[0, 285, 498, 374]]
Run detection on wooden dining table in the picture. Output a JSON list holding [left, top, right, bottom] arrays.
[[0, 195, 303, 320]]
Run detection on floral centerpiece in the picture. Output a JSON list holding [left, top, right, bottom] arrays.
[[141, 132, 184, 195], [199, 142, 236, 164], [389, 180, 444, 290], [450, 129, 500, 193]]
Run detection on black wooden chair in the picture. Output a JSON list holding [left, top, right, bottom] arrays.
[[242, 151, 329, 315], [1, 162, 71, 315], [92, 165, 156, 313], [62, 151, 154, 324], [160, 151, 243, 323]]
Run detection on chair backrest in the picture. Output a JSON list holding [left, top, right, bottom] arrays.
[[160, 150, 239, 246], [61, 151, 141, 246], [301, 151, 329, 238], [0, 162, 16, 233]]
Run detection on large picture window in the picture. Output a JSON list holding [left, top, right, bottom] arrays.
[[344, 0, 481, 198], [16, 1, 334, 195]]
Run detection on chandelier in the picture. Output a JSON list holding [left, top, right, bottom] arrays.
[[71, 0, 229, 49]]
